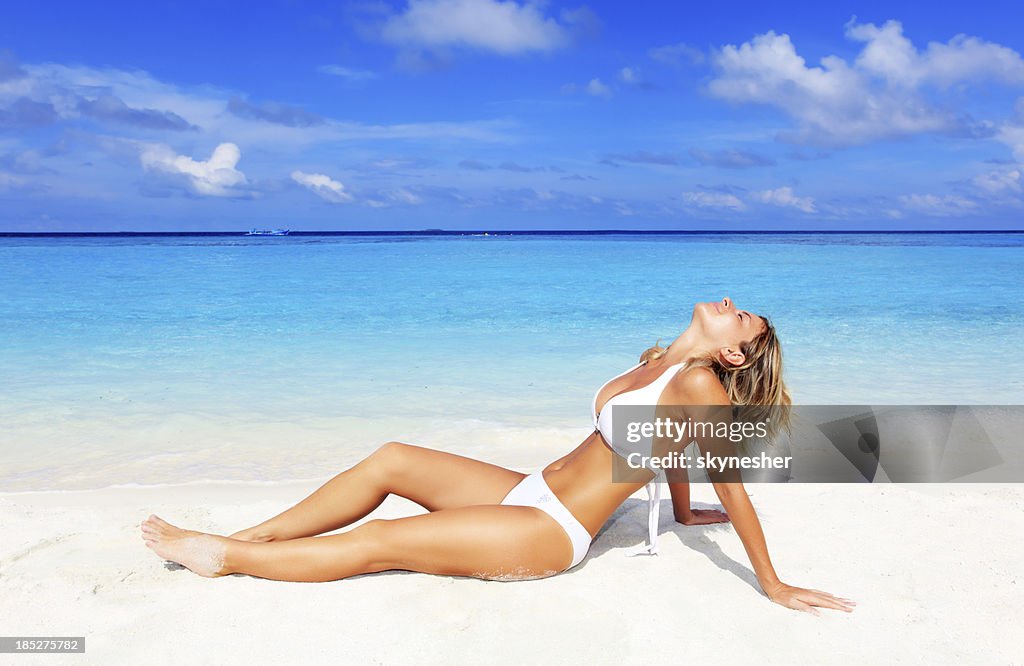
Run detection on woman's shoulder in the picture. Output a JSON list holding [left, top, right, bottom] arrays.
[[667, 363, 729, 404]]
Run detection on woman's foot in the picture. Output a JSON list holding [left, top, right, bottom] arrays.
[[140, 515, 230, 577]]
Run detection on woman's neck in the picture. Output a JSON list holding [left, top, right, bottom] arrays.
[[656, 329, 710, 367]]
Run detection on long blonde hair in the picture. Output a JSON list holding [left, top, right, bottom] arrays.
[[640, 314, 792, 442]]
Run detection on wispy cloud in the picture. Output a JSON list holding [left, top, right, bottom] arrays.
[[753, 186, 816, 213], [602, 151, 680, 166], [78, 94, 195, 131], [649, 42, 705, 66], [0, 97, 57, 128], [0, 60, 519, 148], [898, 193, 979, 216], [680, 190, 746, 211], [291, 170, 354, 203], [560, 78, 612, 97], [226, 96, 325, 127], [316, 64, 377, 81], [689, 147, 775, 168]]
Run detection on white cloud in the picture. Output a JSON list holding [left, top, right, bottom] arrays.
[[971, 168, 1021, 197], [362, 187, 424, 208], [586, 78, 611, 97], [680, 191, 746, 211], [291, 170, 354, 203], [898, 193, 978, 216], [380, 0, 569, 55], [707, 20, 1024, 147], [996, 122, 1024, 161], [848, 20, 1024, 89], [753, 186, 816, 213], [619, 67, 638, 84], [649, 42, 704, 66], [316, 65, 377, 81], [140, 142, 248, 196]]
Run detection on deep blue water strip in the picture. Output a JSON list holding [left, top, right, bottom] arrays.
[[3, 229, 1024, 238]]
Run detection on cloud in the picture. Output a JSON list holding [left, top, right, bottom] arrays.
[[291, 170, 354, 203], [3, 61, 517, 147], [586, 78, 611, 97], [971, 167, 1021, 197], [680, 191, 746, 211], [617, 65, 657, 91], [362, 157, 436, 171], [0, 97, 57, 128], [379, 0, 571, 55], [0, 148, 57, 175], [0, 49, 27, 82], [707, 20, 1024, 147], [649, 42, 705, 66], [458, 159, 493, 170], [362, 187, 424, 208], [753, 186, 816, 213], [602, 151, 679, 166], [689, 147, 775, 168], [560, 78, 612, 97], [846, 19, 1024, 89], [996, 110, 1024, 161], [316, 65, 377, 81], [226, 96, 325, 127], [140, 142, 249, 197], [77, 94, 195, 131], [898, 193, 978, 216]]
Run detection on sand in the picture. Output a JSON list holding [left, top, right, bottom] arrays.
[[1, 480, 1021, 664]]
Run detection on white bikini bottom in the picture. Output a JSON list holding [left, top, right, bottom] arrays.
[[499, 472, 592, 570]]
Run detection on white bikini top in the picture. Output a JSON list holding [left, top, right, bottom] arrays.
[[592, 359, 694, 559]]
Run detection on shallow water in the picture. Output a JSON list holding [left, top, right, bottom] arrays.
[[1, 232, 1021, 490]]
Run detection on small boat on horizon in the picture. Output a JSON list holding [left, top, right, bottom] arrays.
[[246, 228, 291, 236]]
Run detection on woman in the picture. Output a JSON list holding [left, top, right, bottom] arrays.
[[141, 297, 855, 615]]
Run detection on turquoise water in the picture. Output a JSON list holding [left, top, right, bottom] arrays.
[[1, 233, 1022, 490]]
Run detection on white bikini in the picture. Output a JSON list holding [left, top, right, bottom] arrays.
[[500, 359, 691, 571]]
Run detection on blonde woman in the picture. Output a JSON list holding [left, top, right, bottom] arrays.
[[141, 297, 855, 615]]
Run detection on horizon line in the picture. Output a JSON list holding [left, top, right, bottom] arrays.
[[3, 229, 1024, 237]]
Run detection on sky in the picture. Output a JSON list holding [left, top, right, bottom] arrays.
[[2, 0, 1024, 231]]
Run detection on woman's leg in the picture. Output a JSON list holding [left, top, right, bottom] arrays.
[[230, 442, 526, 542], [143, 505, 574, 582]]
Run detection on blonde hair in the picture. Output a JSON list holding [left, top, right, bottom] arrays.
[[640, 315, 792, 442]]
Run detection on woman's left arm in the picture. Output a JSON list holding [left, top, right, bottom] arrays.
[[711, 481, 855, 614], [668, 367, 855, 615]]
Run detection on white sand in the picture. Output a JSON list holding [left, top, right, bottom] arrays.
[[1, 480, 1021, 664]]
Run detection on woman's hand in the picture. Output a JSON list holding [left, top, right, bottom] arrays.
[[764, 582, 856, 615], [676, 508, 730, 526]]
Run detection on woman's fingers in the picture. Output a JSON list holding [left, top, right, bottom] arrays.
[[801, 591, 855, 612], [806, 588, 857, 607], [792, 599, 820, 616]]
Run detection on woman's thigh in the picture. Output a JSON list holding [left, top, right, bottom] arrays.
[[364, 504, 574, 579], [371, 442, 527, 511]]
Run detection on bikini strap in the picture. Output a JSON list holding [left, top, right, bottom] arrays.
[[623, 480, 661, 558]]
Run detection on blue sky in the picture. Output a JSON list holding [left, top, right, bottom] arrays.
[[2, 0, 1024, 231]]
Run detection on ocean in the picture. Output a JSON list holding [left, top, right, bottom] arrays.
[[2, 231, 1021, 490]]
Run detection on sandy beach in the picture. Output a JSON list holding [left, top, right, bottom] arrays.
[[2, 479, 1020, 664]]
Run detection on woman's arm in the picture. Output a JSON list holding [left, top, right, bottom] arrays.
[[666, 367, 856, 614], [667, 466, 729, 525]]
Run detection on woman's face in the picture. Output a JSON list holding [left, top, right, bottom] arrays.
[[693, 296, 766, 348]]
